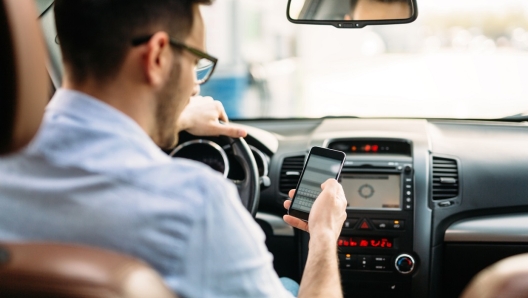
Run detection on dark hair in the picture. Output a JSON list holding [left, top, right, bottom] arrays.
[[54, 0, 212, 83]]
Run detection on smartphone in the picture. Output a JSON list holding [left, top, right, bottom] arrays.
[[288, 146, 346, 222]]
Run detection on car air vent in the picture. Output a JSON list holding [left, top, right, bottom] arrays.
[[279, 155, 305, 194], [432, 157, 459, 200]]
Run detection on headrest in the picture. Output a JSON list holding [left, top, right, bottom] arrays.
[[0, 0, 49, 155]]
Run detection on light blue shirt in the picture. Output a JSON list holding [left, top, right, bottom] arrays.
[[0, 89, 293, 298]]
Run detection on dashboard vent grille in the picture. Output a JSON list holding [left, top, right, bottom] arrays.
[[432, 157, 459, 200], [279, 155, 305, 194]]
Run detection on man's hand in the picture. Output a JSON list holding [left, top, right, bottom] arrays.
[[283, 179, 347, 241], [284, 179, 347, 298], [178, 96, 247, 138]]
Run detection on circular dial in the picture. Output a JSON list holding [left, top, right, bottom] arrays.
[[170, 140, 229, 177], [395, 254, 415, 274]]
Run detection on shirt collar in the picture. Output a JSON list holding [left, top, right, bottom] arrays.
[[47, 89, 150, 141], [27, 88, 171, 169]]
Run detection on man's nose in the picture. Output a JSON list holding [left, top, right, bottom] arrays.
[[192, 84, 200, 97]]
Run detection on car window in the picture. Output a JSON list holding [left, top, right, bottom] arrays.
[[201, 0, 528, 119]]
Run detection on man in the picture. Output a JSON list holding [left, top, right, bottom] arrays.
[[345, 0, 412, 20], [0, 0, 347, 297]]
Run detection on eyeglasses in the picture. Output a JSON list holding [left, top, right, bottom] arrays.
[[132, 35, 218, 85]]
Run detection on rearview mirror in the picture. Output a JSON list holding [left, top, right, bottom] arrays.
[[287, 0, 418, 28]]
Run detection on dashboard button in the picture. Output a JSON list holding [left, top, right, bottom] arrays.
[[339, 254, 357, 269], [372, 220, 389, 230], [374, 256, 390, 270], [358, 255, 372, 270], [343, 218, 358, 229], [390, 220, 405, 230], [374, 264, 388, 270], [374, 256, 389, 264], [358, 219, 371, 230]]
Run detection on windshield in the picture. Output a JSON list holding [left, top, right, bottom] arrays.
[[200, 0, 528, 120]]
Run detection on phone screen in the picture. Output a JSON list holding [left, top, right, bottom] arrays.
[[289, 147, 345, 221]]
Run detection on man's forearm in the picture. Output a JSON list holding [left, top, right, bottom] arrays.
[[298, 232, 342, 298]]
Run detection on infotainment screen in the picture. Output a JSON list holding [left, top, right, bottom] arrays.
[[340, 174, 401, 210]]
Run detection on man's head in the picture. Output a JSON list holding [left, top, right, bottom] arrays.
[[346, 0, 411, 21], [54, 0, 213, 148]]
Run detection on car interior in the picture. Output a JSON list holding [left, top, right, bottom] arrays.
[[2, 0, 528, 297]]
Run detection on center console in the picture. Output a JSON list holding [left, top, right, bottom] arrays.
[[327, 139, 416, 298]]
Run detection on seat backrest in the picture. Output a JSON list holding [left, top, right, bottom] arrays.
[[0, 242, 176, 298], [0, 1, 175, 297]]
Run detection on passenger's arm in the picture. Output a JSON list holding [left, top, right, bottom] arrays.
[[461, 253, 528, 298], [283, 179, 348, 298], [177, 96, 247, 138]]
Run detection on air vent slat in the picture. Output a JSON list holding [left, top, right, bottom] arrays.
[[279, 155, 305, 194], [433, 164, 457, 168], [432, 157, 459, 200]]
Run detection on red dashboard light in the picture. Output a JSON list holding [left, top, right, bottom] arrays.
[[364, 145, 371, 152], [372, 145, 379, 152], [339, 237, 393, 248]]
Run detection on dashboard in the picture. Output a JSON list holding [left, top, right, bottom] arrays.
[[173, 118, 528, 298]]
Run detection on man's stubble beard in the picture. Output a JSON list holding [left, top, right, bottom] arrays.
[[154, 61, 185, 150]]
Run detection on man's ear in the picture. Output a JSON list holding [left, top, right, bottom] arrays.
[[143, 31, 172, 87]]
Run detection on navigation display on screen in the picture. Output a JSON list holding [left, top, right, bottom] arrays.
[[341, 174, 401, 210]]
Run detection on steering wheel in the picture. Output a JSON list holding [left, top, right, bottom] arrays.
[[224, 136, 260, 217], [170, 134, 260, 217]]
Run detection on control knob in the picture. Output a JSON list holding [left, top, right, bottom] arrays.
[[395, 254, 415, 274], [404, 165, 412, 173]]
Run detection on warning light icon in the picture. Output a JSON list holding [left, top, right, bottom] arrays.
[[359, 220, 370, 230]]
